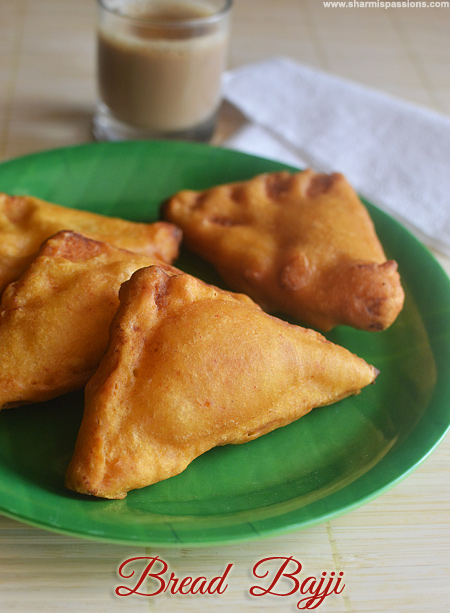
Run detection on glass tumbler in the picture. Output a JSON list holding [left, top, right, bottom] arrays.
[[93, 0, 233, 142]]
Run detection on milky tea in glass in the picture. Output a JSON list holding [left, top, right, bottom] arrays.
[[93, 0, 232, 141]]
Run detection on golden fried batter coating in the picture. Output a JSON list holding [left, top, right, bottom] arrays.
[[0, 231, 174, 410], [65, 266, 378, 499], [162, 170, 405, 331], [0, 192, 181, 294]]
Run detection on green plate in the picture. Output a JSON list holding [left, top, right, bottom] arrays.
[[0, 141, 449, 547]]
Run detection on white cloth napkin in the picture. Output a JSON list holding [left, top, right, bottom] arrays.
[[222, 57, 450, 256]]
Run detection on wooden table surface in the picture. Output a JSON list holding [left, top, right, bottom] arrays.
[[1, 1, 449, 611]]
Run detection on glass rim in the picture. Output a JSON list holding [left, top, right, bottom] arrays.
[[97, 0, 233, 27]]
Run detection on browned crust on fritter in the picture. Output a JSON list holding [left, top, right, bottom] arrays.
[[162, 170, 405, 331]]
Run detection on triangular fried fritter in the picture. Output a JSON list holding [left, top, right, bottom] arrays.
[[0, 231, 174, 410], [162, 170, 404, 331], [65, 266, 378, 499], [0, 192, 181, 293]]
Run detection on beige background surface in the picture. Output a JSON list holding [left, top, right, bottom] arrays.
[[0, 1, 449, 612]]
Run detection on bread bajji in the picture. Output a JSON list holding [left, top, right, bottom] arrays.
[[0, 231, 174, 410], [65, 266, 378, 499], [0, 192, 181, 294], [162, 170, 405, 331]]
